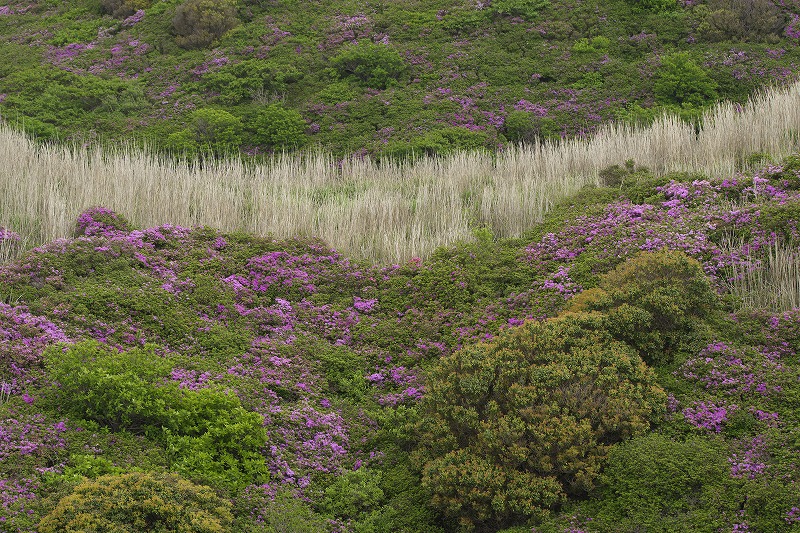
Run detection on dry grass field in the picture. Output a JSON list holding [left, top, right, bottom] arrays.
[[2, 81, 800, 265]]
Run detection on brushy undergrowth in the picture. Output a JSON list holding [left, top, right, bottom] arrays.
[[1, 156, 800, 531]]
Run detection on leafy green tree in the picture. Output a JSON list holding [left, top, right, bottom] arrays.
[[39, 472, 233, 532], [653, 53, 718, 108], [416, 311, 665, 531]]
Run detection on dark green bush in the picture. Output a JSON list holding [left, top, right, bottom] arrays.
[[568, 249, 719, 365], [173, 0, 238, 49], [653, 53, 718, 108], [416, 311, 665, 531], [331, 43, 407, 89], [38, 472, 233, 532], [592, 433, 737, 532], [490, 0, 550, 20], [248, 104, 307, 150], [201, 60, 302, 105], [630, 0, 677, 12]]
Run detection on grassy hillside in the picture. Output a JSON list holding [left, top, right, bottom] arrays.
[[1, 155, 800, 531], [1, 0, 800, 155]]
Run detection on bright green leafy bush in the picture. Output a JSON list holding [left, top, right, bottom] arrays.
[[654, 53, 718, 108], [416, 311, 665, 531], [165, 388, 269, 489], [173, 0, 239, 50], [45, 341, 173, 432], [248, 104, 307, 150], [38, 471, 233, 532]]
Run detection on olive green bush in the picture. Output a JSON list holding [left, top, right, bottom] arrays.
[[696, 0, 784, 42], [568, 249, 719, 365], [416, 311, 665, 531], [38, 472, 233, 532], [167, 108, 243, 156], [173, 0, 238, 50]]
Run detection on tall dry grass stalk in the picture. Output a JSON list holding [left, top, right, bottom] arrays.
[[2, 81, 800, 264], [723, 241, 800, 312]]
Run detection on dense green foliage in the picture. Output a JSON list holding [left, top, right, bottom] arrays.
[[2, 159, 800, 531], [1, 0, 800, 155]]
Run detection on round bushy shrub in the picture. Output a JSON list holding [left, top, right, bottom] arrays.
[[696, 0, 784, 42], [173, 0, 238, 50], [653, 53, 718, 108], [568, 249, 719, 365], [249, 104, 307, 150], [38, 472, 233, 532], [416, 311, 665, 531], [331, 43, 407, 89]]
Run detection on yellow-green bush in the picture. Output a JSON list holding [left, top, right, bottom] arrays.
[[416, 311, 665, 531], [568, 249, 719, 365], [38, 472, 233, 532]]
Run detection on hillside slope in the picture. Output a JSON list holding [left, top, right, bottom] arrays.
[[1, 0, 799, 155], [1, 159, 800, 531]]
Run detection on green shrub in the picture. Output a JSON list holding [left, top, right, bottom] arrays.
[[416, 311, 665, 531], [45, 341, 173, 432], [100, 0, 151, 18], [248, 104, 307, 150], [38, 472, 233, 532], [490, 0, 550, 20], [173, 0, 239, 50], [568, 249, 719, 365], [165, 388, 269, 489], [331, 43, 407, 89], [168, 108, 243, 155], [201, 60, 302, 105], [592, 434, 737, 532], [653, 53, 718, 108], [503, 112, 559, 144]]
